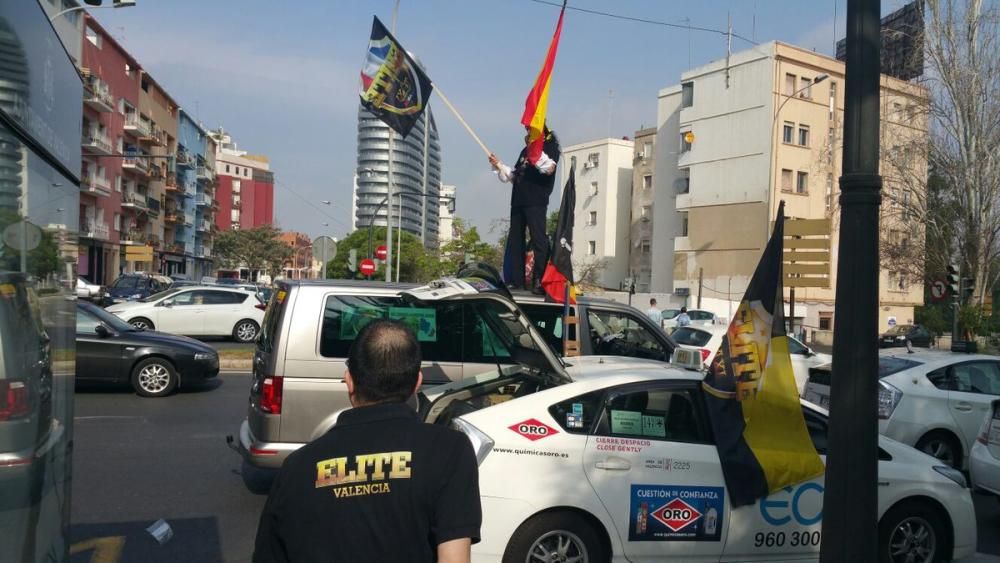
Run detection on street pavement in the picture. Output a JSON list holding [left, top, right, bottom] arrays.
[[69, 371, 1000, 562], [71, 372, 266, 563], [197, 337, 254, 353]]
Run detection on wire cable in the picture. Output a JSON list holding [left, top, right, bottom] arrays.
[[271, 179, 352, 232], [527, 0, 759, 45]]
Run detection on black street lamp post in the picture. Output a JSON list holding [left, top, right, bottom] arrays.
[[820, 0, 882, 560]]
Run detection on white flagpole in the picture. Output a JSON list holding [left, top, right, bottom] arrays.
[[432, 86, 492, 157]]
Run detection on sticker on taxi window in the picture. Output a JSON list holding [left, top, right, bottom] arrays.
[[611, 410, 642, 434], [388, 307, 437, 342], [340, 305, 385, 339], [629, 485, 724, 542]]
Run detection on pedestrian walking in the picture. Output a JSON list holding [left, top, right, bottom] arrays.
[[646, 298, 663, 327], [676, 307, 692, 328], [490, 124, 561, 293], [253, 319, 481, 563]]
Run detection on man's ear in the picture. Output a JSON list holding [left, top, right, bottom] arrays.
[[412, 371, 423, 396], [345, 370, 356, 396]]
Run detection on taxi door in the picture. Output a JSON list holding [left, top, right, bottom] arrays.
[[582, 381, 729, 562], [946, 361, 1000, 452], [721, 407, 827, 561]]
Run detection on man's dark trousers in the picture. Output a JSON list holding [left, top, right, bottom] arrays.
[[509, 204, 549, 289]]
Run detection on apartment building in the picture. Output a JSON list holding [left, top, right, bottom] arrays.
[[629, 128, 657, 293], [438, 184, 457, 246], [279, 231, 314, 279], [171, 109, 217, 279], [653, 41, 928, 332], [210, 128, 274, 233], [560, 138, 634, 289]]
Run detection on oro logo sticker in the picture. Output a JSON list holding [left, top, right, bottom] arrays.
[[509, 418, 558, 441], [652, 498, 702, 532]]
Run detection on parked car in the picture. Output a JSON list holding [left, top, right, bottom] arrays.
[[106, 273, 172, 304], [879, 324, 933, 348], [970, 398, 1000, 499], [671, 325, 830, 396], [421, 356, 976, 562], [513, 293, 678, 361], [76, 301, 219, 397], [803, 350, 1000, 468], [661, 308, 681, 321], [75, 277, 105, 302], [105, 286, 265, 342], [0, 273, 61, 507], [662, 308, 718, 329], [233, 278, 678, 475]]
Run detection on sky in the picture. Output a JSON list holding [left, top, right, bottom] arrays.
[[89, 0, 910, 243]]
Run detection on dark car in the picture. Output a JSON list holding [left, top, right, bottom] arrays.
[[880, 324, 933, 349], [0, 273, 58, 505], [106, 273, 172, 305], [76, 301, 220, 397]]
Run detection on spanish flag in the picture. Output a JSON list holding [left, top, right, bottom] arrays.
[[702, 201, 824, 507], [520, 1, 566, 165], [541, 166, 576, 304]]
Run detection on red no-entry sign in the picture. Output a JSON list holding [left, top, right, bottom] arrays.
[[375, 245, 388, 261], [359, 258, 376, 277]]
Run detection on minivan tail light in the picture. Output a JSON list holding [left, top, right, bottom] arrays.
[[700, 348, 712, 363], [0, 380, 30, 421], [260, 376, 283, 414]]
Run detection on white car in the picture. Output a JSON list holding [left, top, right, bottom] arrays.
[[970, 398, 1000, 498], [662, 308, 718, 330], [106, 286, 265, 342], [75, 277, 104, 301], [394, 277, 976, 563], [803, 350, 1000, 469], [671, 325, 830, 396], [425, 357, 976, 562]]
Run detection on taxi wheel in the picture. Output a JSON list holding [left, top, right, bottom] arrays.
[[878, 500, 949, 563], [504, 512, 608, 563], [915, 431, 962, 469]]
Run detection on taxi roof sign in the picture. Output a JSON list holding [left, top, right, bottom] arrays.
[[670, 348, 705, 371]]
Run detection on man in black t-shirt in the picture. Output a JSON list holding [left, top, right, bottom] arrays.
[[253, 320, 482, 563]]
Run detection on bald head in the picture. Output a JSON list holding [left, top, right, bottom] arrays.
[[346, 319, 422, 404]]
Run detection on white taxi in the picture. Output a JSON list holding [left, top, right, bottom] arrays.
[[428, 357, 976, 562]]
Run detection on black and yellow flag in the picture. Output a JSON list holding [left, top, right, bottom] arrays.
[[359, 16, 433, 138], [702, 201, 824, 507]]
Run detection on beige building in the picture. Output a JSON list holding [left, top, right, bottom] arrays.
[[653, 41, 928, 333], [133, 72, 178, 273], [628, 128, 657, 293]]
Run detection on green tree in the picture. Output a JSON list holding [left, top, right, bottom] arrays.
[[436, 219, 501, 275], [327, 227, 439, 282], [0, 211, 61, 279], [213, 225, 293, 279]]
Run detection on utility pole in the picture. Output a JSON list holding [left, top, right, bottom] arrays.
[[697, 267, 704, 309], [820, 0, 881, 560]]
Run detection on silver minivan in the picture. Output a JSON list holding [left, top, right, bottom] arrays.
[[234, 277, 678, 488]]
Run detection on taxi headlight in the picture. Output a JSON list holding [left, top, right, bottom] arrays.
[[451, 418, 494, 466], [933, 465, 968, 488]]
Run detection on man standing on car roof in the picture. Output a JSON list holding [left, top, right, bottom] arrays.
[[489, 124, 561, 294], [253, 320, 482, 563]]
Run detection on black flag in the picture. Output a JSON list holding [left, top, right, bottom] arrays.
[[359, 16, 433, 138], [541, 166, 576, 304]]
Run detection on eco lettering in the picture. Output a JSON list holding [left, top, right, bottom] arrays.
[[315, 451, 412, 498]]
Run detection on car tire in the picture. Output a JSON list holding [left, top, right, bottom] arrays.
[[916, 431, 962, 469], [130, 317, 154, 331], [878, 500, 950, 563], [503, 512, 608, 563], [233, 319, 259, 343], [131, 357, 178, 398], [241, 460, 276, 495]]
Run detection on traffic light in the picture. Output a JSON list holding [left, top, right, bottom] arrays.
[[962, 276, 975, 300], [946, 264, 960, 298], [347, 249, 357, 273]]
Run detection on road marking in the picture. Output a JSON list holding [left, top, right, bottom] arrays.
[[69, 536, 125, 563], [74, 416, 140, 421]]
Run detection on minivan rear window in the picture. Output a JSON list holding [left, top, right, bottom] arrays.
[[671, 327, 713, 347], [257, 285, 289, 353]]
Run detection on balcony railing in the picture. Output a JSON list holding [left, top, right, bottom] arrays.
[[175, 148, 194, 168], [196, 194, 211, 207], [196, 219, 212, 232], [147, 198, 161, 217], [165, 178, 181, 192], [164, 212, 182, 224], [80, 220, 110, 241], [122, 154, 150, 175], [80, 172, 112, 197], [184, 213, 195, 226], [197, 166, 215, 181], [121, 230, 150, 245], [81, 131, 114, 155], [83, 75, 115, 112], [121, 191, 149, 210], [124, 115, 152, 137]]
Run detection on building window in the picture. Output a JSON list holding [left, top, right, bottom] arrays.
[[784, 73, 797, 96], [641, 240, 651, 254], [798, 125, 810, 147], [783, 122, 794, 144], [680, 131, 692, 153], [590, 181, 598, 196], [797, 171, 809, 194], [641, 205, 651, 220], [681, 82, 694, 108], [826, 173, 834, 210], [800, 77, 813, 99], [681, 212, 689, 236], [587, 241, 596, 255], [588, 211, 597, 226], [124, 63, 131, 77], [113, 213, 121, 231], [781, 169, 793, 192], [115, 176, 122, 192], [829, 82, 837, 119], [677, 168, 690, 194], [85, 27, 101, 48], [819, 312, 833, 331], [827, 128, 835, 162], [642, 142, 652, 159], [235, 166, 240, 175], [226, 164, 230, 173], [642, 175, 652, 190]]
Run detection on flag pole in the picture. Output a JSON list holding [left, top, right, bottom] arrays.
[[433, 86, 492, 157]]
